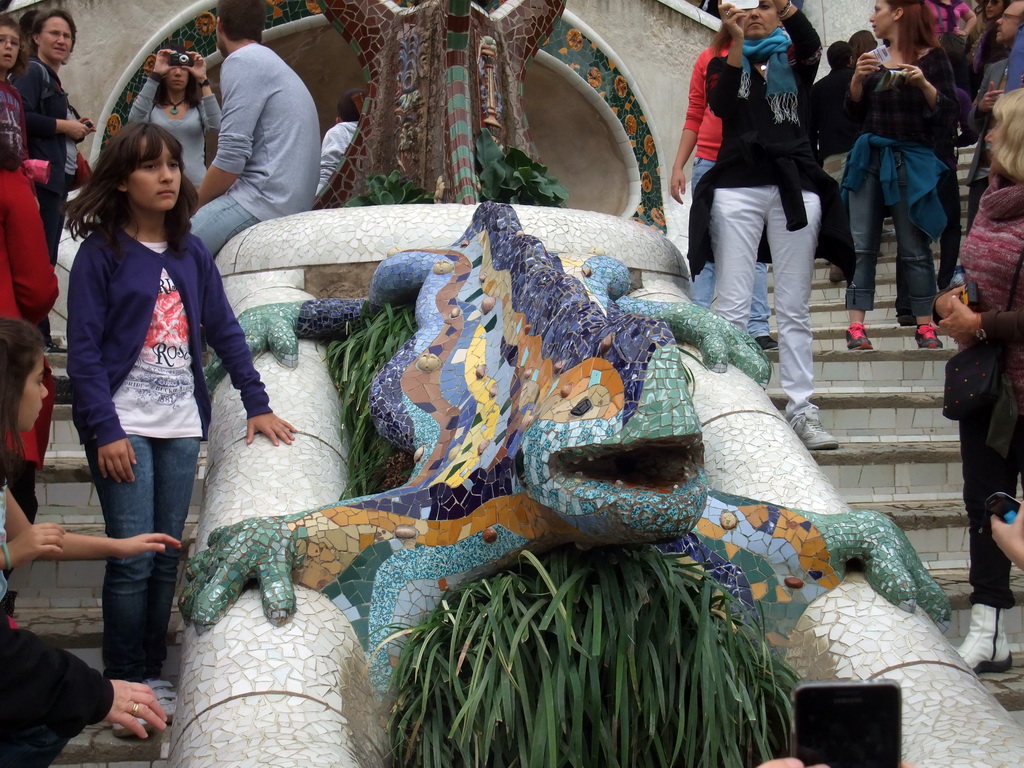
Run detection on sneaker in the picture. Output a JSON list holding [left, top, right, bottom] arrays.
[[845, 323, 873, 351], [143, 678, 176, 724], [791, 410, 839, 451], [915, 324, 943, 349], [754, 335, 779, 351], [112, 717, 154, 739], [896, 313, 915, 327], [44, 341, 67, 354]]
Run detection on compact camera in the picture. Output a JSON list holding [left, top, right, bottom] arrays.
[[172, 52, 193, 67]]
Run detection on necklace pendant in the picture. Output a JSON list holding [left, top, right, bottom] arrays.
[[170, 106, 179, 115]]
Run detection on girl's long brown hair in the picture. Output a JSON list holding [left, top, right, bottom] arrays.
[[0, 318, 43, 486], [64, 122, 198, 255]]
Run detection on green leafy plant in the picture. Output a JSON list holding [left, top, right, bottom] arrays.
[[346, 170, 434, 207], [389, 545, 798, 768], [324, 304, 418, 498], [475, 128, 569, 207]]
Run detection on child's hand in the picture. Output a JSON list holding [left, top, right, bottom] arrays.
[[7, 523, 65, 567], [110, 534, 181, 559], [98, 438, 137, 483], [246, 412, 296, 446]]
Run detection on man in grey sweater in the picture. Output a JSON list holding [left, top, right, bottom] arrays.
[[192, 0, 320, 257]]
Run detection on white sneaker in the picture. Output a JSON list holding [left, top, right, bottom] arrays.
[[790, 410, 839, 451], [143, 678, 177, 724]]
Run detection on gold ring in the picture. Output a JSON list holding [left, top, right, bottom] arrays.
[[131, 702, 140, 717]]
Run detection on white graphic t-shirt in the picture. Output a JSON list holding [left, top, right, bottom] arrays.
[[112, 249, 202, 437]]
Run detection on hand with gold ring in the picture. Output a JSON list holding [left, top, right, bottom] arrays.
[[104, 680, 168, 738], [719, 3, 746, 41]]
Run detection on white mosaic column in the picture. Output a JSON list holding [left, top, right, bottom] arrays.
[[169, 275, 387, 768]]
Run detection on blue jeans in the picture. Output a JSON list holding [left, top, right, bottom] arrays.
[[845, 149, 938, 318], [87, 435, 200, 681], [0, 725, 69, 768], [191, 195, 260, 257], [689, 157, 772, 338]]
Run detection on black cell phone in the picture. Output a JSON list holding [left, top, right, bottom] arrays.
[[986, 491, 1021, 524], [791, 680, 901, 768]]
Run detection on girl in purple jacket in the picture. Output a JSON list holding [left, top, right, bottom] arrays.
[[64, 122, 294, 737]]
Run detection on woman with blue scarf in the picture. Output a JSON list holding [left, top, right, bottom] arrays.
[[842, 0, 957, 352], [687, 0, 854, 452]]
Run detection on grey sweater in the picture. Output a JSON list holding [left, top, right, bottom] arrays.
[[127, 76, 221, 187], [213, 43, 319, 222]]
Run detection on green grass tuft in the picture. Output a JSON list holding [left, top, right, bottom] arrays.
[[324, 303, 418, 498], [388, 545, 797, 768]]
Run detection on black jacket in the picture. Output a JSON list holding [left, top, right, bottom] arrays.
[[13, 58, 70, 196], [0, 617, 113, 738], [809, 67, 859, 162]]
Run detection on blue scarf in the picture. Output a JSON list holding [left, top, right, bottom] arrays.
[[740, 27, 799, 124]]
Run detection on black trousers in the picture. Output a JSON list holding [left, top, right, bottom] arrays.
[[960, 407, 1024, 609]]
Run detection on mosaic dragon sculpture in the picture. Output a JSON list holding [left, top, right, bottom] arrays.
[[181, 202, 948, 692]]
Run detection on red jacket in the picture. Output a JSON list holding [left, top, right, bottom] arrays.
[[0, 168, 58, 466]]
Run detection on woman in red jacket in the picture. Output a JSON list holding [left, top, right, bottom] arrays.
[[0, 122, 58, 597]]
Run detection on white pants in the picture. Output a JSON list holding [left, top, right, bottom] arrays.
[[710, 185, 821, 421]]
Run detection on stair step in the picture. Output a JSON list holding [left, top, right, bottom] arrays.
[[811, 441, 962, 503], [13, 605, 183, 651], [767, 347, 952, 389], [770, 391, 955, 439], [54, 721, 168, 765]]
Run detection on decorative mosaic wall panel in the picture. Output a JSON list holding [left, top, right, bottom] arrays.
[[539, 15, 663, 230]]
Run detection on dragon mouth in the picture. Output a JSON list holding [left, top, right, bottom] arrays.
[[553, 435, 705, 491]]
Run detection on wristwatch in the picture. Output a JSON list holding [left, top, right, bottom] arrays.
[[199, 79, 211, 87]]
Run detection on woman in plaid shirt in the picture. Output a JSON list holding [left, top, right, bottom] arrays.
[[842, 0, 958, 352]]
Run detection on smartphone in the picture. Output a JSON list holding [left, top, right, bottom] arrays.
[[791, 680, 901, 768], [730, 0, 761, 9], [986, 491, 1020, 525]]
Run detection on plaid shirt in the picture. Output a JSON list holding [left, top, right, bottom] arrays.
[[844, 47, 958, 148]]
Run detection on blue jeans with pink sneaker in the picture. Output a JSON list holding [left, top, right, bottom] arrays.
[[87, 435, 200, 682]]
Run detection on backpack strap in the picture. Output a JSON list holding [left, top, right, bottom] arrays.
[[30, 60, 60, 102]]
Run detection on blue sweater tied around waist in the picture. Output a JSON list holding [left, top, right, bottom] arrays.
[[841, 133, 948, 242]]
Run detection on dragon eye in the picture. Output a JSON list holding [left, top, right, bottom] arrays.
[[570, 398, 593, 417]]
